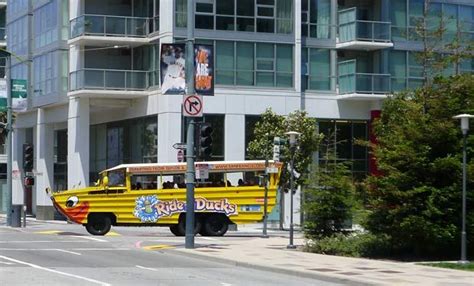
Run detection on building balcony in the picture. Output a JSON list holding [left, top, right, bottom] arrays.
[[338, 59, 390, 99], [338, 73, 391, 99], [336, 8, 393, 51], [69, 68, 159, 98], [0, 0, 6, 7], [69, 14, 151, 47]]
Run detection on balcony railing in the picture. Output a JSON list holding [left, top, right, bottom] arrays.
[[338, 8, 391, 43], [0, 28, 5, 41], [70, 14, 151, 39], [339, 73, 391, 94], [70, 68, 159, 92]]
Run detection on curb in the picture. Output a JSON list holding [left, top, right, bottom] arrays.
[[168, 248, 377, 286]]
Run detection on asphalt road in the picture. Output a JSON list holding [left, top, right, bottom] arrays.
[[0, 218, 340, 286]]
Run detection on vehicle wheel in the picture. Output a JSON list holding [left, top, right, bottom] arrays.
[[170, 215, 201, 236], [85, 215, 112, 236], [169, 225, 183, 236], [202, 214, 228, 236]]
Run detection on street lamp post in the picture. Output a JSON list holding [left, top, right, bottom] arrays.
[[285, 131, 300, 249], [453, 114, 473, 264]]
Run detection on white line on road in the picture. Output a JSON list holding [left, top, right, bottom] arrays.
[[54, 249, 81, 256], [199, 237, 217, 241], [71, 235, 107, 242], [0, 240, 93, 243], [221, 283, 233, 286], [0, 255, 110, 286], [136, 265, 158, 271], [0, 248, 132, 251], [0, 261, 15, 265]]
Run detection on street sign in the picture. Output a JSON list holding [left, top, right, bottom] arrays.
[[195, 163, 209, 180], [266, 167, 279, 174], [183, 94, 203, 117], [177, 149, 184, 162], [173, 142, 187, 150]]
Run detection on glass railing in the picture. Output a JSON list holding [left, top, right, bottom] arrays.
[[70, 14, 151, 38], [339, 73, 391, 94], [69, 69, 157, 91], [338, 8, 391, 43]]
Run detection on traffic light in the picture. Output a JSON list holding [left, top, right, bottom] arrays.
[[198, 123, 213, 160], [23, 143, 34, 172]]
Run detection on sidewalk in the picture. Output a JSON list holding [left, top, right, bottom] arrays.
[[173, 226, 474, 286]]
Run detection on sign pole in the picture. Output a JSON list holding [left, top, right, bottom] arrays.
[[184, 0, 196, 249]]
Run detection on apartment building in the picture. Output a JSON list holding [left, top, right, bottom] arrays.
[[3, 0, 473, 221]]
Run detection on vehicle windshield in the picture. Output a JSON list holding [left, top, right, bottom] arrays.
[[108, 170, 125, 187]]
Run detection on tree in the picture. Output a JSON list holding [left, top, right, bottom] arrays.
[[247, 108, 321, 187], [303, 130, 355, 239], [364, 74, 474, 258]]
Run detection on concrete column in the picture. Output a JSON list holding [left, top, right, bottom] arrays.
[[157, 112, 182, 163], [68, 97, 90, 189], [12, 128, 26, 205], [224, 114, 245, 185], [35, 109, 54, 220]]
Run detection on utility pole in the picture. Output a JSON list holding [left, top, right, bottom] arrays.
[[184, 0, 196, 249], [5, 55, 12, 226]]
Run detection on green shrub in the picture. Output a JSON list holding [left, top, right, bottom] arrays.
[[304, 232, 391, 258]]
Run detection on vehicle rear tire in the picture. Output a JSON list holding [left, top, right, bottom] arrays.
[[85, 215, 112, 236], [201, 214, 229, 236], [170, 215, 202, 236]]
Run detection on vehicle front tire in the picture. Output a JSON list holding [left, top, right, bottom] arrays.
[[85, 215, 112, 236], [170, 215, 202, 236], [201, 214, 229, 236]]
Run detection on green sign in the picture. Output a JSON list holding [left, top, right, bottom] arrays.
[[11, 79, 27, 99]]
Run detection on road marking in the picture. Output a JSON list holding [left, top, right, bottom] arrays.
[[143, 244, 174, 250], [0, 255, 110, 286], [221, 283, 233, 286], [0, 261, 15, 265], [136, 265, 158, 271], [0, 240, 91, 243], [105, 231, 120, 236], [35, 230, 62, 234], [54, 249, 81, 256], [199, 237, 217, 241], [71, 235, 107, 242], [0, 248, 132, 251]]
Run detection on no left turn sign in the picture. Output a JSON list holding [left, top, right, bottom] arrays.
[[183, 94, 203, 117]]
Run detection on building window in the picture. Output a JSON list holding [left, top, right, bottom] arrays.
[[175, 0, 293, 34], [318, 120, 368, 180], [302, 0, 331, 39], [214, 40, 293, 87], [302, 48, 331, 91], [34, 0, 59, 49], [90, 116, 157, 183], [245, 115, 261, 159]]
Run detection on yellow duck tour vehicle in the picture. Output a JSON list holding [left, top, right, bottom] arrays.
[[46, 160, 282, 236]]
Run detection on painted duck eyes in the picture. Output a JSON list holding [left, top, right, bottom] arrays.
[[66, 196, 79, 208]]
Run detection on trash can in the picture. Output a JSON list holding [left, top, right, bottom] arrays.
[[11, 204, 22, 227]]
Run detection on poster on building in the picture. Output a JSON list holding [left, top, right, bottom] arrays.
[[160, 43, 186, 95], [12, 79, 28, 112], [194, 44, 214, 96]]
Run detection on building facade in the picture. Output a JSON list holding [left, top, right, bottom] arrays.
[[4, 0, 474, 222]]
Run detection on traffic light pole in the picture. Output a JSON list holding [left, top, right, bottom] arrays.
[[184, 0, 196, 249]]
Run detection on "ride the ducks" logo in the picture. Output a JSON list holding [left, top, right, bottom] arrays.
[[133, 195, 238, 223]]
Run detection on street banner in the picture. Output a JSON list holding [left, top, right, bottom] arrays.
[[160, 43, 186, 95], [194, 44, 214, 96], [12, 79, 28, 112], [0, 79, 6, 111]]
